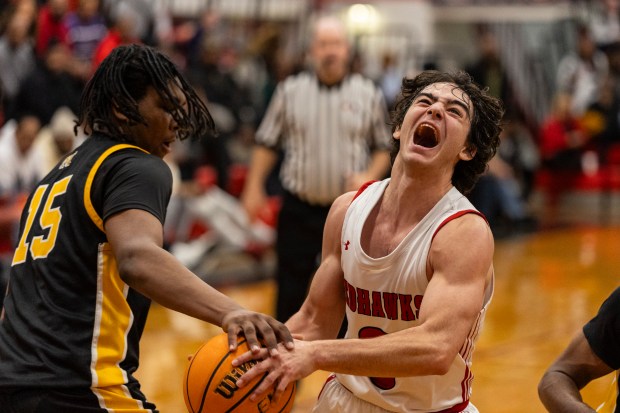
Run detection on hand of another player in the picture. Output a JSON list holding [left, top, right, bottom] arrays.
[[234, 339, 315, 403], [221, 310, 294, 356]]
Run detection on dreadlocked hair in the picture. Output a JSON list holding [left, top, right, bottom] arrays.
[[76, 44, 215, 142]]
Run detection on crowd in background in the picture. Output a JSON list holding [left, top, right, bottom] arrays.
[[2, 0, 620, 273]]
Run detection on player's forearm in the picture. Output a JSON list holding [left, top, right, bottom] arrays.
[[118, 245, 243, 326], [309, 330, 455, 377], [538, 372, 596, 413], [286, 307, 343, 341]]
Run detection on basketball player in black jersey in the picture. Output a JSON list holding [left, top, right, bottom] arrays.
[[0, 44, 293, 413]]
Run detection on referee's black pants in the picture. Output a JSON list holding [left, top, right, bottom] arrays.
[[275, 191, 331, 324]]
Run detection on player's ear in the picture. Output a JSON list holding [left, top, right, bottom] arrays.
[[112, 105, 129, 123], [459, 144, 476, 161], [393, 127, 401, 141]]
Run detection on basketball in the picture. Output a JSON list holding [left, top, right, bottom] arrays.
[[183, 333, 296, 413]]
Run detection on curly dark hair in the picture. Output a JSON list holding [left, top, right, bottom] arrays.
[[76, 44, 215, 142], [390, 70, 504, 194]]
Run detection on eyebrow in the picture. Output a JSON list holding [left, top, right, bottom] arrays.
[[418, 92, 471, 118]]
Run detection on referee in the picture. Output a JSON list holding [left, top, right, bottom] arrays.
[[241, 15, 392, 324]]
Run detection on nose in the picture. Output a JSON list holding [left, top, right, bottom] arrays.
[[168, 112, 180, 131], [426, 103, 443, 119]]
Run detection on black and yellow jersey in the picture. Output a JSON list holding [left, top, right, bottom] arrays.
[[0, 134, 172, 410]]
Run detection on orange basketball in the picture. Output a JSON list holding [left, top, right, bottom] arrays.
[[183, 333, 296, 413]]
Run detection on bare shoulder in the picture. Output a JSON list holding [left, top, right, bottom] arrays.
[[434, 212, 494, 252], [329, 191, 357, 219], [322, 191, 356, 241]]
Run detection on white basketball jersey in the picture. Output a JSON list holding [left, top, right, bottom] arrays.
[[336, 179, 494, 413]]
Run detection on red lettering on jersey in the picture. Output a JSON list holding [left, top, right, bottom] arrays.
[[383, 293, 399, 320], [359, 327, 396, 390], [344, 280, 423, 322], [344, 240, 350, 250], [399, 294, 415, 321], [357, 288, 371, 316], [344, 280, 357, 312], [413, 295, 423, 319], [371, 291, 386, 318]]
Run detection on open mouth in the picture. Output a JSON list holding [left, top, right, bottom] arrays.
[[413, 123, 439, 148]]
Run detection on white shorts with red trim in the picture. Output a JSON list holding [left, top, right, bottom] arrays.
[[312, 375, 480, 413]]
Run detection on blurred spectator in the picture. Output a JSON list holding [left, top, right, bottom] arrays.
[[187, 39, 252, 131], [91, 0, 140, 69], [556, 23, 609, 117], [101, 0, 172, 47], [34, 106, 82, 173], [35, 0, 69, 58], [499, 110, 541, 202], [11, 40, 82, 124], [0, 11, 35, 117], [378, 52, 402, 109], [469, 111, 539, 236], [0, 13, 33, 112], [539, 92, 591, 172], [581, 74, 620, 164], [65, 0, 107, 81], [589, 0, 620, 49], [164, 163, 276, 269], [185, 39, 256, 188], [466, 24, 515, 107], [0, 113, 45, 197], [235, 22, 296, 122]]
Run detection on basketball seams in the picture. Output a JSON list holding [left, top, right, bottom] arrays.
[[184, 341, 208, 413], [184, 334, 296, 413], [197, 338, 248, 413], [277, 381, 297, 413], [224, 371, 267, 412]]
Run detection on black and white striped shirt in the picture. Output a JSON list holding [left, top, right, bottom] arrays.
[[256, 71, 392, 206]]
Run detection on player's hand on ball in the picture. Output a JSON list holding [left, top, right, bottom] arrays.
[[221, 309, 294, 355], [234, 339, 315, 403], [184, 334, 296, 413]]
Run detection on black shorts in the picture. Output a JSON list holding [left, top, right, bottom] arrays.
[[0, 387, 158, 413]]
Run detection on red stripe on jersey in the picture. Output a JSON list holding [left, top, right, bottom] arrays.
[[432, 209, 487, 241], [436, 398, 470, 413], [317, 374, 337, 401], [352, 180, 378, 202]]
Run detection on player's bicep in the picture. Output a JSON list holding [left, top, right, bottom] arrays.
[[105, 209, 164, 282], [419, 215, 493, 343]]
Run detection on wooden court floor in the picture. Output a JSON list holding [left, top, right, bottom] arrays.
[[137, 222, 620, 412]]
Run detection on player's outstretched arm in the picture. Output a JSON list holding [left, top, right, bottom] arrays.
[[105, 208, 293, 354], [285, 191, 354, 340], [538, 330, 612, 413]]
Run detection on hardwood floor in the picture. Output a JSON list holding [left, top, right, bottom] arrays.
[[137, 221, 620, 412]]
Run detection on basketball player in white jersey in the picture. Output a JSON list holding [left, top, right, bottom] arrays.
[[235, 70, 504, 413]]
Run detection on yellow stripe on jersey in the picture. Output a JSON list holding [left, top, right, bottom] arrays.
[[83, 144, 148, 232], [90, 243, 150, 411]]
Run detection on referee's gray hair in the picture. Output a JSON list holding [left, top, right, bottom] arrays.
[[306, 14, 353, 48]]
